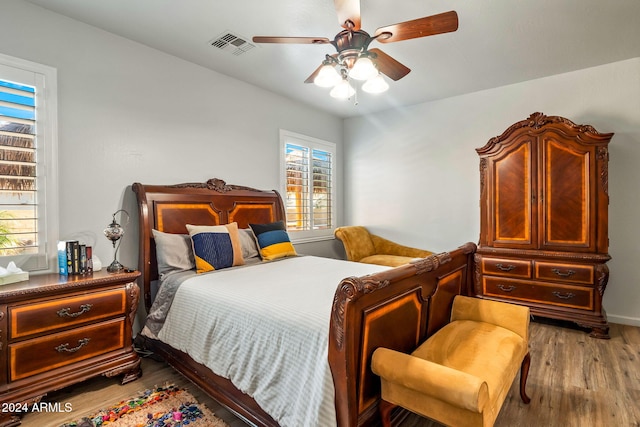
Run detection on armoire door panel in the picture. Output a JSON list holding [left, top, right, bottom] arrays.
[[491, 138, 535, 248], [540, 134, 594, 251]]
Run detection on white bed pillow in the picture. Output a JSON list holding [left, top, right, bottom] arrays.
[[152, 229, 196, 276], [239, 228, 260, 260]]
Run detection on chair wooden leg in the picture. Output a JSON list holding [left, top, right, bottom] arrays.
[[519, 352, 531, 404], [379, 399, 396, 427]]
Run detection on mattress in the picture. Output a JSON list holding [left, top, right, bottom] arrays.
[[146, 255, 389, 426]]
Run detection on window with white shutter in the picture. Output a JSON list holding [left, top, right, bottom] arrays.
[[280, 130, 336, 241], [0, 54, 58, 271]]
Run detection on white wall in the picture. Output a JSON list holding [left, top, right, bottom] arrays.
[[0, 0, 344, 278], [2, 1, 637, 326], [344, 58, 640, 326]]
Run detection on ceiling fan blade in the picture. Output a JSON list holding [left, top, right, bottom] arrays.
[[334, 0, 361, 30], [369, 48, 411, 81], [252, 36, 331, 44], [374, 10, 458, 43]]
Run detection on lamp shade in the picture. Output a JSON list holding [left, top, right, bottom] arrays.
[[314, 64, 341, 87], [362, 73, 389, 94], [104, 219, 125, 246], [330, 79, 356, 99], [349, 56, 378, 81]]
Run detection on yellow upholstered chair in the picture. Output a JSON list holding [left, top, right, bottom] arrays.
[[372, 295, 531, 427], [334, 226, 433, 267]]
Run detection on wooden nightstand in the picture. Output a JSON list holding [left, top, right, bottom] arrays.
[[0, 270, 142, 426]]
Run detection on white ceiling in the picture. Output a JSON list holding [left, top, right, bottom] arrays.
[[24, 0, 640, 118]]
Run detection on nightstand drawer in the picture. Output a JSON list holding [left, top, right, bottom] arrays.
[[9, 288, 127, 339], [9, 318, 125, 381], [480, 257, 532, 278], [535, 262, 594, 285], [483, 277, 593, 310]]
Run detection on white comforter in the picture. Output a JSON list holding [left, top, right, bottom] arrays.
[[156, 256, 389, 427]]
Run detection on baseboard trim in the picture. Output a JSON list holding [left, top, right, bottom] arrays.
[[607, 314, 640, 327]]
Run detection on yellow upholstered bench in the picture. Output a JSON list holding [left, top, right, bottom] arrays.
[[334, 226, 433, 267], [372, 295, 531, 427]]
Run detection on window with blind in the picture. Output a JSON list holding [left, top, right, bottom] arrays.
[[280, 130, 336, 241], [0, 54, 58, 271]]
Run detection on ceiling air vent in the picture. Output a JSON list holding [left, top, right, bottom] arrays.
[[209, 32, 256, 56]]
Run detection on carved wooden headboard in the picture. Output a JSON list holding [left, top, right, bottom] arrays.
[[132, 178, 286, 311]]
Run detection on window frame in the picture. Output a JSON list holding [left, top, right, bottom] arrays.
[[279, 129, 337, 243], [0, 53, 59, 273]]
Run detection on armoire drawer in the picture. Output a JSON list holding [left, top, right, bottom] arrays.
[[480, 257, 532, 279], [534, 262, 594, 285], [9, 318, 125, 381], [483, 277, 593, 310], [9, 288, 127, 339]]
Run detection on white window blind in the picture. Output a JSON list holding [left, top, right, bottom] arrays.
[[281, 130, 336, 241], [0, 55, 58, 272]]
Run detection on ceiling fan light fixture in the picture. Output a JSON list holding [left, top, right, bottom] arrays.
[[362, 73, 389, 94], [348, 55, 377, 80], [330, 79, 356, 99], [314, 64, 341, 87]]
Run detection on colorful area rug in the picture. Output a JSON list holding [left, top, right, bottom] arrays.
[[60, 384, 228, 427]]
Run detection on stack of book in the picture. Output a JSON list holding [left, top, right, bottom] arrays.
[[58, 241, 93, 275]]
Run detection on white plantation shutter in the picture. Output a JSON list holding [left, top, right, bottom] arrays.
[[281, 130, 336, 241], [0, 79, 38, 256], [285, 143, 310, 231], [0, 55, 58, 271], [310, 148, 332, 229]]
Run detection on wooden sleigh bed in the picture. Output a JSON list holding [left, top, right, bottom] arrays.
[[132, 178, 476, 427]]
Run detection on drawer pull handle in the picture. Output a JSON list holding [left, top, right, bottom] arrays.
[[551, 268, 576, 278], [552, 291, 576, 300], [496, 264, 516, 272], [497, 284, 516, 292], [55, 338, 90, 353], [57, 304, 93, 318]]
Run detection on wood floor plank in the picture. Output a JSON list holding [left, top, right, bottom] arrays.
[[19, 320, 640, 427]]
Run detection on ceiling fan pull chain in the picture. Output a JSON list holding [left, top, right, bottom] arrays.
[[354, 80, 359, 106]]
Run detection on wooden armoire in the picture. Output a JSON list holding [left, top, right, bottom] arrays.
[[474, 112, 613, 338]]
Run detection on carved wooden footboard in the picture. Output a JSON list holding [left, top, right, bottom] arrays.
[[133, 179, 476, 427], [330, 242, 477, 426]]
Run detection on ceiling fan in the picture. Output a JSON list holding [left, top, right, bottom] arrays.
[[252, 0, 458, 98]]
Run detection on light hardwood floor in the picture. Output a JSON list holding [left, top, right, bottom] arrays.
[[21, 320, 640, 427]]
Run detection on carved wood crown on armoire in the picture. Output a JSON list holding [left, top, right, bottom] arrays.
[[474, 112, 613, 339]]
